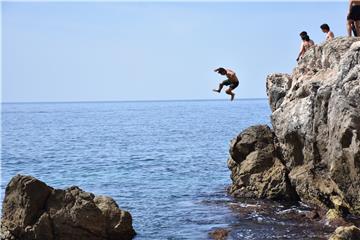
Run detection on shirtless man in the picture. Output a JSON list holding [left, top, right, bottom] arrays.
[[347, 0, 360, 37], [320, 24, 335, 41], [213, 67, 239, 101], [296, 32, 315, 62]]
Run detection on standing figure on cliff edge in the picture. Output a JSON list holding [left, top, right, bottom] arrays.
[[347, 0, 360, 37], [213, 67, 239, 101]]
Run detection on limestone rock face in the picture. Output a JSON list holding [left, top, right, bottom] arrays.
[[227, 125, 298, 201], [266, 37, 360, 214], [228, 38, 360, 216], [0, 175, 136, 240]]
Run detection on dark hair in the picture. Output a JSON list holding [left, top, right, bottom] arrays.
[[217, 68, 227, 75], [320, 24, 330, 31], [300, 31, 308, 37], [301, 35, 310, 41]]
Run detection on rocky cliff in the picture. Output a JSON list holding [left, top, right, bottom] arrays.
[[0, 175, 136, 240], [228, 37, 360, 219]]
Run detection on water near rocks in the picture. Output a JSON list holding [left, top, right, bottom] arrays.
[[1, 100, 334, 239]]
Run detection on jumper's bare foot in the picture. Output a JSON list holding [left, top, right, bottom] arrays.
[[230, 94, 235, 101], [213, 89, 220, 93]]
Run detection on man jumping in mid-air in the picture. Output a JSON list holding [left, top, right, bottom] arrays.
[[213, 67, 239, 101]]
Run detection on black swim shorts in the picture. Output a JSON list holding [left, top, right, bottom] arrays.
[[348, 5, 360, 21], [222, 79, 239, 90]]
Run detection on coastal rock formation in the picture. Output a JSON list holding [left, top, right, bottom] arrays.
[[228, 37, 360, 216], [328, 225, 360, 240], [228, 125, 298, 201], [0, 175, 136, 240], [268, 37, 360, 215]]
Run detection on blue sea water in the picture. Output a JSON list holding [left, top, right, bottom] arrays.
[[1, 100, 334, 239]]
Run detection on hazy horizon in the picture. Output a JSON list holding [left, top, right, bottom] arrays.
[[2, 97, 268, 104]]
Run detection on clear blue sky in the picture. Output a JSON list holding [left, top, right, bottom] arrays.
[[3, 1, 349, 102]]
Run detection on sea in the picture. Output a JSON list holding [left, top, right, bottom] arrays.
[[1, 99, 335, 239]]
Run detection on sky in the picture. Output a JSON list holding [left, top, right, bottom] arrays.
[[2, 1, 350, 102]]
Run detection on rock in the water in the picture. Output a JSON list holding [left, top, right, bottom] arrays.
[[328, 225, 360, 240], [228, 38, 360, 218], [209, 228, 230, 240], [228, 125, 298, 201], [0, 175, 136, 240], [265, 37, 360, 215]]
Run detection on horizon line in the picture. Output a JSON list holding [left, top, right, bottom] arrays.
[[2, 98, 268, 104], [2, 0, 347, 3]]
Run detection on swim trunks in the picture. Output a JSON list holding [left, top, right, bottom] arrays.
[[222, 79, 239, 90], [348, 5, 360, 21]]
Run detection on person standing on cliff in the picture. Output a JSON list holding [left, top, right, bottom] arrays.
[[213, 67, 239, 101], [320, 24, 335, 41], [296, 32, 314, 62], [347, 0, 360, 37]]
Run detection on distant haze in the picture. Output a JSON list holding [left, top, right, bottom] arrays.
[[3, 2, 348, 102]]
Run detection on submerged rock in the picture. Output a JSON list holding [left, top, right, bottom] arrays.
[[228, 37, 360, 217], [209, 228, 230, 240], [0, 175, 136, 240]]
